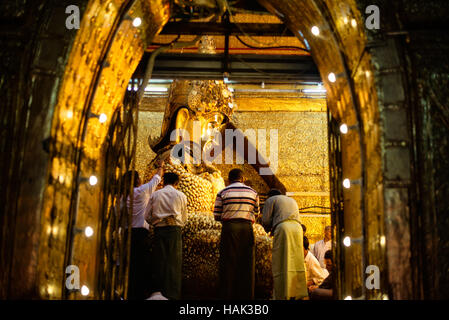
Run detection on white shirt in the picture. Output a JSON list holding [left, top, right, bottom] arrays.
[[127, 174, 161, 229], [304, 251, 329, 285], [311, 239, 332, 268], [146, 185, 188, 227]]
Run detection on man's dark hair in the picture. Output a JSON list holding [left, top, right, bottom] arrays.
[[267, 189, 282, 198], [228, 168, 244, 182], [303, 236, 309, 250], [301, 224, 307, 233], [163, 172, 180, 186], [324, 250, 333, 262]]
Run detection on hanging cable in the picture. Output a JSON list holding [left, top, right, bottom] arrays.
[[235, 34, 310, 52], [222, 0, 309, 50], [137, 13, 220, 103], [298, 206, 332, 211]]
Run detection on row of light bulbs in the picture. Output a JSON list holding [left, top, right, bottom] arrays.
[[71, 13, 145, 300], [75, 13, 144, 300], [309, 25, 339, 84], [54, 12, 145, 301], [309, 22, 387, 300]]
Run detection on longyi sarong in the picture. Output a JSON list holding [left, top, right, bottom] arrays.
[[272, 220, 308, 300], [151, 226, 182, 300], [218, 219, 255, 300], [127, 227, 152, 299]]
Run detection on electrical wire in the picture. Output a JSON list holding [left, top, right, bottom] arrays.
[[223, 0, 309, 50], [235, 34, 310, 52], [298, 206, 332, 211]]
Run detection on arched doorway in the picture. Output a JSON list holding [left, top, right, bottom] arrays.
[[26, 0, 413, 300]]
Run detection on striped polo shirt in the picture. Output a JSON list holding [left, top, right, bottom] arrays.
[[214, 182, 260, 223]]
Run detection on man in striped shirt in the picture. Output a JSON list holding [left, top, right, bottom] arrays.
[[214, 168, 260, 300]]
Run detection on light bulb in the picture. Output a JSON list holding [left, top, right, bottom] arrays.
[[47, 286, 54, 295], [89, 175, 98, 186], [380, 235, 386, 246], [132, 17, 142, 27], [351, 19, 357, 28], [311, 26, 320, 36], [343, 178, 351, 189], [344, 296, 352, 300], [99, 113, 107, 123], [328, 72, 337, 83], [81, 285, 90, 296], [85, 226, 94, 237], [343, 236, 351, 247], [67, 110, 73, 119], [340, 124, 349, 134]]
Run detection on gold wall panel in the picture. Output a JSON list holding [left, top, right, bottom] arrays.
[[136, 101, 331, 245], [39, 0, 169, 299]]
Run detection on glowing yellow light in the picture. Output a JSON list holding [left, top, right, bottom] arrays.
[[99, 113, 107, 123], [343, 17, 349, 24], [328, 73, 337, 83], [343, 178, 351, 189], [311, 26, 320, 36], [132, 17, 142, 27], [85, 226, 94, 238], [340, 124, 349, 134], [81, 285, 90, 296], [67, 110, 73, 119], [47, 286, 54, 295], [89, 176, 98, 186], [351, 19, 357, 27], [344, 296, 352, 300], [343, 236, 351, 247], [380, 235, 386, 246]]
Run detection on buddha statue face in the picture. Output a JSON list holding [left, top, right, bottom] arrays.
[[171, 107, 227, 171], [150, 80, 235, 169]]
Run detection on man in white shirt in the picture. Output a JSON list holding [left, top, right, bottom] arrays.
[[312, 225, 332, 269], [125, 163, 163, 300], [146, 172, 187, 300], [303, 236, 329, 288]]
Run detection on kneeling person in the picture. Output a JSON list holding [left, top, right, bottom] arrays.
[[146, 172, 187, 300]]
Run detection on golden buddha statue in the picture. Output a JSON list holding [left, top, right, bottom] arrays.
[[144, 78, 235, 212], [143, 37, 273, 298]]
